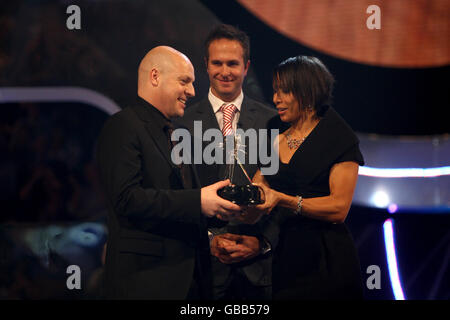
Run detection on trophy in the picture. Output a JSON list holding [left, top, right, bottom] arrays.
[[217, 134, 265, 206]]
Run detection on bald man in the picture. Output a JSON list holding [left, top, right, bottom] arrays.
[[96, 46, 242, 299]]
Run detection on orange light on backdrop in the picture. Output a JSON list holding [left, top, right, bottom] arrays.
[[238, 0, 449, 68]]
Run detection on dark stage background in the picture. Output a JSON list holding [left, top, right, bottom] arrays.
[[0, 0, 448, 300]]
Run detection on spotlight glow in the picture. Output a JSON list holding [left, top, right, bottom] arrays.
[[388, 203, 398, 213], [383, 219, 406, 300], [371, 190, 390, 208], [359, 166, 450, 178]]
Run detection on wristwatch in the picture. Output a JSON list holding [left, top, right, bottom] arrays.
[[258, 236, 272, 255], [208, 231, 214, 242]]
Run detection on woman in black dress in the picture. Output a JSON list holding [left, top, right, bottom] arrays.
[[244, 56, 364, 299]]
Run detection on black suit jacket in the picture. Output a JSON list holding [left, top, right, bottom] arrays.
[[175, 95, 282, 287], [96, 99, 210, 299]]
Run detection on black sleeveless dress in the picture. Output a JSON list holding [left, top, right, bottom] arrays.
[[264, 107, 365, 299]]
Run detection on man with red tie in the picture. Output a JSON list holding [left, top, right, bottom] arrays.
[[175, 24, 281, 300]]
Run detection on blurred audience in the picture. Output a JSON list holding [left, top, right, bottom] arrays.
[[1, 102, 107, 223], [0, 101, 108, 299]]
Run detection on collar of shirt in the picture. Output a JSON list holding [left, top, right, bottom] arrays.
[[136, 96, 172, 132], [208, 88, 244, 114]]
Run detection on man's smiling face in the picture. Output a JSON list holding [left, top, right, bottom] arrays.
[[206, 38, 249, 102]]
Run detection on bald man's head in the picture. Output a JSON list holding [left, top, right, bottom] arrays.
[[138, 46, 195, 119], [138, 46, 184, 86]]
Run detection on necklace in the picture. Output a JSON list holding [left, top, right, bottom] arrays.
[[285, 132, 306, 149]]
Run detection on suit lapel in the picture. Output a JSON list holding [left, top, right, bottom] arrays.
[[194, 99, 222, 183], [195, 99, 221, 132], [237, 96, 257, 131], [145, 123, 174, 167]]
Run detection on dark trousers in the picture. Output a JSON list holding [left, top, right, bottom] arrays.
[[214, 268, 271, 300], [188, 249, 213, 300]]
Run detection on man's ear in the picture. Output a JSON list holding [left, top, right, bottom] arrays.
[[204, 57, 209, 71], [150, 68, 159, 86], [244, 59, 250, 76]]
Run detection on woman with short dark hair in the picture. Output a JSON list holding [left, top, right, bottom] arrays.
[[243, 56, 365, 299]]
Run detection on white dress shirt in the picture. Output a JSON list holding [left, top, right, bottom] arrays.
[[208, 88, 244, 132]]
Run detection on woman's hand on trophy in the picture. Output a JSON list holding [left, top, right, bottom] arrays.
[[251, 183, 280, 216], [234, 183, 279, 224]]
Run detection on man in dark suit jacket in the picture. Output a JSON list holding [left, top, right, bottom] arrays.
[[96, 46, 242, 299], [175, 25, 281, 300]]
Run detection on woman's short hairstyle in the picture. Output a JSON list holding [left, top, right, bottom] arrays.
[[273, 56, 335, 117]]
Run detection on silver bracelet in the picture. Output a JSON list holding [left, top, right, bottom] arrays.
[[294, 195, 303, 215]]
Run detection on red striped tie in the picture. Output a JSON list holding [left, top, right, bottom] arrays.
[[221, 103, 237, 136]]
